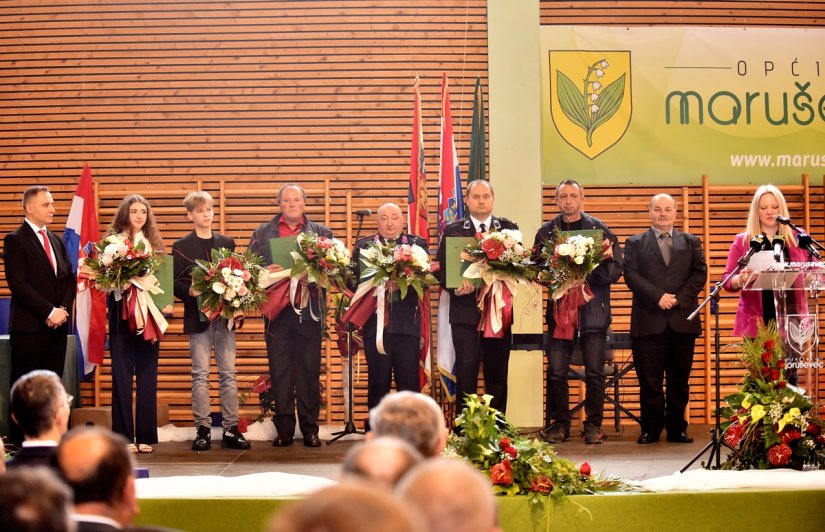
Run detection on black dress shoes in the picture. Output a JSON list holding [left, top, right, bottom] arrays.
[[666, 432, 694, 443], [222, 426, 251, 450], [637, 432, 660, 444], [303, 434, 322, 447], [272, 433, 294, 447]]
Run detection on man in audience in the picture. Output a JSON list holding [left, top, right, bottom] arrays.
[[0, 466, 74, 531], [55, 426, 140, 531], [6, 370, 71, 470], [396, 458, 500, 532], [341, 436, 423, 487], [367, 391, 448, 458]]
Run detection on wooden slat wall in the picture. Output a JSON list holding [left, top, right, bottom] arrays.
[[1, 1, 823, 429]]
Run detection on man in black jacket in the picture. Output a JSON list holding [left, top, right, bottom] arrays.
[[435, 179, 519, 414], [624, 193, 707, 444], [248, 183, 331, 448], [173, 191, 249, 451], [352, 203, 427, 414], [533, 179, 622, 445]]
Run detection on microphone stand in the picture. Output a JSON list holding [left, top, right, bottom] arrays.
[[328, 213, 367, 444], [681, 253, 748, 471]]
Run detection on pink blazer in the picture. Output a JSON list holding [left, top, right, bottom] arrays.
[[723, 232, 809, 337]]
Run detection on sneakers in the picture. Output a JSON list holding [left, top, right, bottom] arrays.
[[192, 425, 211, 451], [540, 422, 570, 443], [222, 426, 251, 450], [583, 424, 605, 445]]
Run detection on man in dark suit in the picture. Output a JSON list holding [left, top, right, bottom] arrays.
[[55, 426, 140, 531], [352, 203, 428, 415], [435, 179, 518, 414], [248, 183, 332, 448], [173, 191, 250, 452], [624, 193, 708, 444], [3, 186, 75, 383], [6, 369, 71, 471]]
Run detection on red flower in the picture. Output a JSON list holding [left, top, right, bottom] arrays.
[[237, 418, 250, 433], [251, 375, 271, 394], [579, 462, 591, 477], [780, 428, 802, 445], [805, 423, 822, 436], [724, 422, 745, 447], [777, 359, 786, 369], [763, 339, 775, 350], [529, 475, 553, 494], [490, 459, 513, 486], [760, 367, 771, 376], [504, 446, 518, 459], [761, 352, 772, 365], [481, 238, 506, 260], [499, 437, 510, 448], [769, 369, 780, 381], [776, 381, 787, 389], [768, 443, 792, 467]]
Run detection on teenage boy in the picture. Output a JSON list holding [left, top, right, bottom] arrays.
[[172, 191, 250, 451]]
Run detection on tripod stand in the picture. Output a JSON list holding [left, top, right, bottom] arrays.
[[328, 212, 368, 444]]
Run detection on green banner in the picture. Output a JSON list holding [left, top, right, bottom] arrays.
[[541, 26, 825, 185]]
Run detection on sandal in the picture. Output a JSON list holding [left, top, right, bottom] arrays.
[[127, 443, 138, 454], [137, 444, 154, 454]]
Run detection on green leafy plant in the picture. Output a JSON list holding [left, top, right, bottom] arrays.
[[556, 59, 626, 147]]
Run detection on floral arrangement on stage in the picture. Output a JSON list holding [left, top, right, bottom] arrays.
[[191, 248, 266, 329], [358, 240, 438, 300], [85, 233, 161, 292], [291, 232, 352, 291], [445, 394, 634, 504], [460, 229, 536, 338], [720, 322, 825, 470], [537, 229, 607, 340]]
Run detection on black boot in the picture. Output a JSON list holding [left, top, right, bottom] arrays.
[[192, 425, 212, 451]]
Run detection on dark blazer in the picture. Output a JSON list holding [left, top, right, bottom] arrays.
[[172, 231, 235, 334], [623, 228, 708, 337], [3, 222, 75, 333], [435, 216, 518, 326], [5, 444, 57, 470], [352, 233, 428, 337]]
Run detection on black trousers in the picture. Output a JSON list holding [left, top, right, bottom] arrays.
[[109, 310, 159, 445], [264, 310, 322, 437], [451, 323, 511, 414], [545, 331, 606, 427], [632, 325, 697, 436], [363, 323, 421, 411]]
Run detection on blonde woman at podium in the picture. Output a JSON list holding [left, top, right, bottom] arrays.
[[722, 184, 807, 339]]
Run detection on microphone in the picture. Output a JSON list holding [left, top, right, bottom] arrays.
[[775, 215, 793, 226], [738, 234, 764, 266], [354, 209, 372, 218], [772, 234, 785, 262], [797, 233, 822, 259]]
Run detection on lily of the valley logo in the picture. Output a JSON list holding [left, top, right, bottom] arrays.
[[549, 51, 631, 159], [786, 314, 818, 359]]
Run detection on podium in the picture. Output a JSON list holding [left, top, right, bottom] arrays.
[[742, 262, 825, 405]]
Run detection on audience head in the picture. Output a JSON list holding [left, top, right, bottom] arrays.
[[368, 391, 448, 458], [746, 184, 796, 245], [396, 458, 500, 532], [277, 183, 307, 224], [10, 369, 71, 440], [376, 202, 404, 240], [55, 426, 138, 527], [342, 436, 424, 487], [111, 193, 163, 250], [269, 481, 423, 532], [0, 466, 74, 532]]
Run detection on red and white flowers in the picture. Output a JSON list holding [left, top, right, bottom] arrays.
[[191, 248, 266, 328]]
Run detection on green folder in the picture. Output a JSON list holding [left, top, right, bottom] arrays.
[[269, 236, 298, 268], [149, 255, 174, 310], [445, 236, 480, 289]]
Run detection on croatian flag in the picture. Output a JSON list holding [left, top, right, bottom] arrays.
[[64, 164, 106, 376], [436, 72, 464, 401]]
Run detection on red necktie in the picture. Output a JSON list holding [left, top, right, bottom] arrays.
[[39, 229, 56, 271]]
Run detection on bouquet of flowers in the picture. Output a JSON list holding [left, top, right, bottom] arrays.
[[537, 229, 606, 340], [84, 233, 161, 292], [720, 321, 825, 470], [461, 229, 537, 338], [446, 394, 634, 504], [191, 248, 266, 330], [291, 232, 352, 291]]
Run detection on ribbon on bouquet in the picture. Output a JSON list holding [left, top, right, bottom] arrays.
[[463, 262, 528, 339], [200, 301, 246, 331], [118, 274, 168, 343], [551, 281, 594, 340], [259, 268, 317, 321], [341, 280, 395, 354]]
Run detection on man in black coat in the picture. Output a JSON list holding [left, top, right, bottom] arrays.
[[624, 193, 707, 444], [3, 186, 75, 383], [435, 179, 518, 414], [247, 183, 332, 448], [532, 179, 622, 445], [352, 203, 427, 414], [173, 191, 249, 452]]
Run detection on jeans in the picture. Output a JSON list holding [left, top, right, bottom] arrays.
[[545, 331, 607, 427], [189, 320, 239, 429]]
